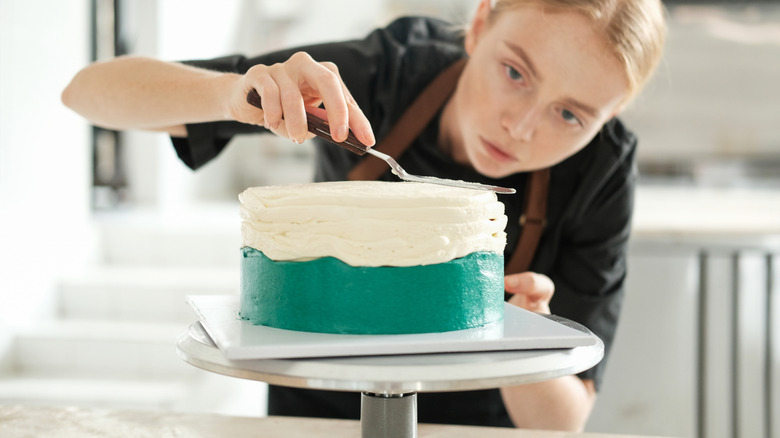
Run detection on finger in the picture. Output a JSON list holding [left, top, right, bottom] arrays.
[[504, 272, 532, 294], [343, 87, 375, 146], [506, 291, 527, 309], [302, 61, 350, 142], [321, 62, 375, 146], [529, 273, 555, 301], [270, 69, 308, 144], [504, 272, 554, 314], [257, 81, 284, 131], [269, 119, 315, 143], [245, 65, 282, 131], [506, 286, 550, 314], [505, 272, 554, 298]]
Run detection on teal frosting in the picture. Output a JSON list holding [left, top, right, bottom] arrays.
[[239, 248, 504, 335]]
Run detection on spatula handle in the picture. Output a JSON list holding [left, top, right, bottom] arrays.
[[246, 89, 368, 156]]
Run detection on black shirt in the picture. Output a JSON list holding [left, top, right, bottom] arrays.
[[172, 16, 637, 427]]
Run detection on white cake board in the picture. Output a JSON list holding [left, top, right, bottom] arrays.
[[187, 295, 596, 360]]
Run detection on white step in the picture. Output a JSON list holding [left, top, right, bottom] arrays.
[[58, 266, 239, 323], [95, 204, 242, 267], [0, 376, 191, 411], [0, 374, 268, 416], [12, 320, 194, 380]]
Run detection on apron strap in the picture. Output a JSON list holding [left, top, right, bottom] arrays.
[[348, 58, 467, 181], [347, 57, 549, 275], [505, 167, 550, 274]]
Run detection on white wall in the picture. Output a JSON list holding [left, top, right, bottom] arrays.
[[0, 0, 92, 342], [622, 4, 780, 165]]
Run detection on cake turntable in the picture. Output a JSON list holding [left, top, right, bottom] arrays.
[[176, 295, 604, 438]]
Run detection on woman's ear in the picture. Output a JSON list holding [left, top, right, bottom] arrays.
[[465, 0, 492, 55]]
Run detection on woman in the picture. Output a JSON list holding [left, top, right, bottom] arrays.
[[63, 0, 666, 431]]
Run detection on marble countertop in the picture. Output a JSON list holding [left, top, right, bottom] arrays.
[[0, 405, 679, 438]]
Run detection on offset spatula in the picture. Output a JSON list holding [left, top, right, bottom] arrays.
[[247, 90, 515, 194]]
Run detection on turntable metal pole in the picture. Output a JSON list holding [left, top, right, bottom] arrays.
[[361, 391, 417, 438]]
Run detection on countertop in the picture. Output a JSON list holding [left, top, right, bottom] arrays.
[[631, 185, 780, 248], [0, 405, 679, 438]]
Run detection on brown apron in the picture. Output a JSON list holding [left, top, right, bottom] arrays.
[[347, 58, 550, 275]]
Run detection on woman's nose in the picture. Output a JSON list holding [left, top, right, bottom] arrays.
[[501, 102, 541, 142]]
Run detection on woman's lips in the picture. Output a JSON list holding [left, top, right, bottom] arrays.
[[481, 137, 517, 162]]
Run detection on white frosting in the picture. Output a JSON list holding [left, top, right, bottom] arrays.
[[239, 181, 508, 267]]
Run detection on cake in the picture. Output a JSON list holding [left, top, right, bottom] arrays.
[[238, 181, 508, 335]]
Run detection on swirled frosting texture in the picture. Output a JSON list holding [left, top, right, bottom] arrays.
[[239, 181, 507, 267]]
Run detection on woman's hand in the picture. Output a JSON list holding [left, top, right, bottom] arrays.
[[230, 51, 375, 146], [504, 272, 554, 314]]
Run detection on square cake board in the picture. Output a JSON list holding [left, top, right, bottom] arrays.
[[188, 295, 597, 360]]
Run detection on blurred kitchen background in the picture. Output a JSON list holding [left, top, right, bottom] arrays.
[[1, 1, 778, 437]]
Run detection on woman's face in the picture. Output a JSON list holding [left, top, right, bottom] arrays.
[[442, 1, 629, 178]]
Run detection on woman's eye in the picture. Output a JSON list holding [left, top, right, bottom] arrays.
[[561, 109, 581, 126], [504, 65, 523, 82]]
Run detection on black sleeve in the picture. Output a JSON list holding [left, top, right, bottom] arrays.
[[545, 122, 638, 390], [170, 16, 465, 171]]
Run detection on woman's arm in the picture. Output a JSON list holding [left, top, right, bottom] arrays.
[[500, 376, 597, 431], [61, 56, 238, 136], [62, 54, 375, 145], [502, 272, 597, 431]]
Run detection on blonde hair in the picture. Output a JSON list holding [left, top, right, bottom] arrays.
[[489, 0, 667, 103]]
